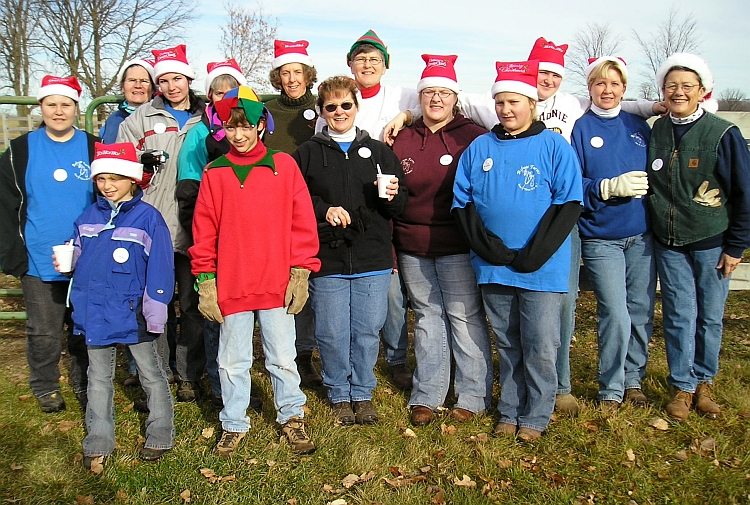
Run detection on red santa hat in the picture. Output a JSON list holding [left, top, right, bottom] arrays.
[[272, 40, 314, 70], [656, 52, 714, 96], [491, 61, 539, 100], [205, 59, 248, 96], [90, 142, 143, 182], [116, 58, 155, 85], [527, 37, 567, 77], [152, 44, 195, 80], [585, 56, 628, 82], [37, 75, 82, 103], [416, 54, 460, 94]]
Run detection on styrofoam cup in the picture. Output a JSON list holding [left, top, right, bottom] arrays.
[[53, 243, 75, 273], [377, 174, 395, 199]]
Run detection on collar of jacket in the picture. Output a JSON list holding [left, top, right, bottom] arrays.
[[95, 186, 144, 212], [491, 120, 546, 140]]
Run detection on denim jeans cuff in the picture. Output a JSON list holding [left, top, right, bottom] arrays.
[[407, 401, 436, 410], [624, 383, 642, 390], [220, 422, 250, 433], [598, 393, 623, 402], [387, 360, 407, 367], [556, 388, 571, 395], [351, 396, 372, 402], [518, 421, 548, 432], [84, 450, 112, 458], [144, 443, 173, 450], [37, 389, 61, 399], [329, 396, 352, 404]]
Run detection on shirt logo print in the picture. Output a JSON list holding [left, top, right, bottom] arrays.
[[72, 161, 91, 180], [517, 164, 540, 192], [630, 132, 647, 148]]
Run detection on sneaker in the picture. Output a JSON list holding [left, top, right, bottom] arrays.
[[331, 402, 355, 426], [410, 406, 433, 426], [694, 382, 720, 419], [390, 363, 413, 390], [624, 388, 649, 407], [213, 431, 246, 458], [282, 416, 315, 454], [140, 447, 169, 461], [517, 427, 543, 443], [83, 455, 105, 473], [353, 400, 379, 425], [554, 393, 579, 417], [296, 352, 323, 388], [665, 390, 693, 421], [123, 374, 140, 387], [176, 381, 200, 402], [38, 391, 66, 413]]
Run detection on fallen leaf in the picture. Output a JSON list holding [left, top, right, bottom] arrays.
[[246, 458, 259, 465], [201, 427, 215, 439], [287, 500, 298, 505], [626, 449, 636, 462], [582, 421, 600, 432], [675, 450, 689, 461], [431, 488, 445, 504], [342, 474, 360, 489], [88, 456, 104, 475], [499, 479, 512, 490], [547, 472, 565, 488], [115, 489, 128, 502], [18, 394, 32, 402], [699, 438, 716, 454], [327, 500, 348, 505], [359, 471, 376, 482], [402, 427, 418, 439], [179, 489, 191, 503], [200, 468, 216, 479], [322, 484, 344, 494], [221, 475, 236, 482], [648, 418, 669, 431], [419, 465, 431, 474], [497, 459, 512, 469], [9, 463, 23, 471], [433, 449, 446, 459], [57, 421, 77, 433], [383, 475, 426, 488], [75, 496, 94, 505], [74, 454, 83, 463], [266, 441, 280, 451], [453, 475, 476, 487], [122, 403, 134, 413], [738, 411, 750, 419], [267, 460, 276, 467], [440, 424, 457, 435], [389, 466, 403, 476]]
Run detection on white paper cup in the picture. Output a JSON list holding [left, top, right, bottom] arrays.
[[53, 244, 75, 273], [377, 174, 395, 199]]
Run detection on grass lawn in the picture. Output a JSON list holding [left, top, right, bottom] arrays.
[[0, 274, 749, 505]]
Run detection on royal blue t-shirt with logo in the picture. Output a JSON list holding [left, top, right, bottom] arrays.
[[25, 129, 94, 281]]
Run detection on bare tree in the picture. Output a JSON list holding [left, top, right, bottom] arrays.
[[37, 0, 196, 114], [219, 2, 278, 92], [632, 7, 701, 99], [567, 22, 624, 94], [718, 88, 749, 112], [0, 0, 41, 115]]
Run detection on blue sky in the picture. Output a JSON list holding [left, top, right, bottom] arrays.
[[185, 0, 749, 100]]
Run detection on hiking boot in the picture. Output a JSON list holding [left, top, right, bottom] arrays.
[[494, 422, 517, 437], [123, 374, 140, 387], [38, 391, 66, 413], [625, 388, 649, 407], [694, 382, 720, 419], [140, 447, 169, 461], [390, 363, 413, 390], [331, 402, 355, 426], [353, 400, 379, 425], [176, 381, 200, 402], [665, 390, 693, 421], [410, 406, 433, 426], [282, 416, 316, 454], [84, 455, 105, 472], [517, 427, 543, 443], [451, 408, 475, 422], [599, 400, 620, 417], [296, 352, 322, 388], [213, 431, 246, 458], [554, 393, 579, 417]]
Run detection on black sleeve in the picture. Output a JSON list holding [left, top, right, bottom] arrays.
[[176, 179, 201, 243], [510, 201, 582, 273], [452, 203, 517, 265]]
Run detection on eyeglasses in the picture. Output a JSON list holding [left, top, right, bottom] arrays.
[[323, 102, 355, 113], [663, 82, 700, 93], [125, 78, 151, 86], [352, 57, 383, 66], [223, 125, 256, 133], [421, 90, 455, 99]]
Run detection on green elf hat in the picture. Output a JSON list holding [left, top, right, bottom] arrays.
[[214, 85, 275, 133], [347, 29, 390, 69]]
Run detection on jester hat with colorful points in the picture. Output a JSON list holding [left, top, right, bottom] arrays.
[[214, 86, 275, 133]]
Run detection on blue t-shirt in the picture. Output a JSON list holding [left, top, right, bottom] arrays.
[[25, 129, 94, 281], [452, 129, 582, 292], [165, 104, 191, 129]]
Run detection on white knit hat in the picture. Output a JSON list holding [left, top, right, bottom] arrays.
[[116, 58, 155, 85], [151, 44, 195, 80], [656, 53, 714, 94], [204, 59, 247, 96], [90, 142, 143, 181]]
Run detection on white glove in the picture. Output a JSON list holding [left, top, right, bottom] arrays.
[[693, 180, 721, 208], [600, 171, 649, 200]]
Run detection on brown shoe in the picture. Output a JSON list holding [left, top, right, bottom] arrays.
[[694, 382, 720, 419], [213, 431, 246, 458], [493, 422, 517, 437], [123, 374, 140, 387], [450, 408, 474, 422], [390, 363, 413, 390], [410, 406, 433, 426], [352, 400, 379, 425], [517, 427, 543, 443], [282, 416, 316, 454], [665, 390, 693, 421], [331, 402, 355, 426], [554, 393, 579, 417], [624, 388, 649, 407]]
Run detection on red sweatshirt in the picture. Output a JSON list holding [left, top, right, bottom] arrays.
[[189, 141, 320, 316]]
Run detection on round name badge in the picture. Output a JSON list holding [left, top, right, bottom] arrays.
[[112, 247, 129, 264], [439, 154, 453, 166], [482, 158, 493, 172], [652, 159, 664, 171], [303, 109, 316, 120], [153, 122, 167, 134], [358, 147, 372, 159], [53, 169, 68, 182], [590, 136, 604, 148]]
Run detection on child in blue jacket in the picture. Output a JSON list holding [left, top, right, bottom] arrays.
[[57, 142, 175, 471]]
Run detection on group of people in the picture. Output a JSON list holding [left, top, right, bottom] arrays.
[[0, 28, 748, 469]]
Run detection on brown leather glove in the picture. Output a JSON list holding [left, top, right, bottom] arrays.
[[285, 268, 310, 315], [197, 278, 224, 323]]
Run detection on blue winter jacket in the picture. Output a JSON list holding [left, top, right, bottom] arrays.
[[69, 189, 174, 346]]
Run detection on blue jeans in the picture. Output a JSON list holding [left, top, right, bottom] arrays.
[[399, 253, 492, 413], [382, 270, 409, 366], [481, 284, 561, 432], [204, 320, 221, 397], [557, 227, 580, 395], [219, 308, 305, 431], [83, 340, 174, 456], [582, 233, 656, 401], [654, 242, 730, 392], [309, 274, 390, 403], [21, 275, 88, 397]]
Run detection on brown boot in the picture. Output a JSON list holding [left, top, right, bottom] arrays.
[[665, 390, 693, 421], [694, 382, 720, 419], [296, 352, 323, 388], [554, 393, 579, 417]]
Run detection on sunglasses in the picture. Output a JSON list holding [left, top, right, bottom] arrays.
[[323, 101, 354, 113]]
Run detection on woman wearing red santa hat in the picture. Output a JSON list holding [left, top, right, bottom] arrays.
[[390, 54, 492, 427], [647, 53, 750, 422], [0, 75, 99, 413], [100, 58, 156, 144]]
